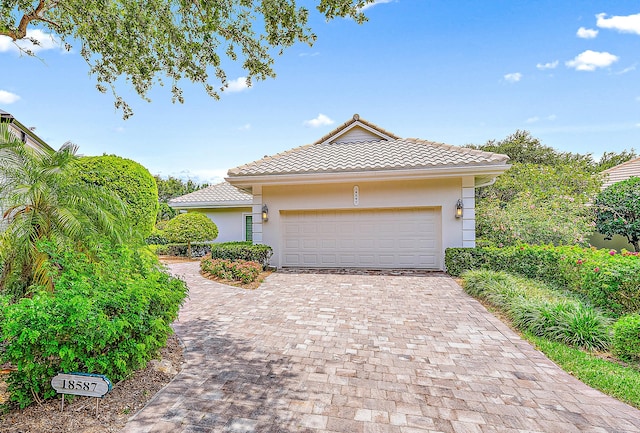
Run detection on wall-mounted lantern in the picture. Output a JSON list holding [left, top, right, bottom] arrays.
[[455, 199, 463, 218], [262, 204, 269, 222]]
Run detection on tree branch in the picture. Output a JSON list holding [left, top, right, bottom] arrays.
[[14, 0, 53, 39]]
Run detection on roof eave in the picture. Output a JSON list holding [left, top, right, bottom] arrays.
[[168, 200, 253, 209], [227, 164, 511, 187]]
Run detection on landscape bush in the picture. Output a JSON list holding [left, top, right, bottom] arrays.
[[0, 242, 188, 408], [152, 242, 212, 257], [209, 242, 273, 270], [461, 270, 611, 351], [163, 212, 218, 258], [612, 314, 640, 363], [446, 245, 640, 317], [201, 256, 262, 283]]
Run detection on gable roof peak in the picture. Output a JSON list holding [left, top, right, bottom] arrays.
[[313, 114, 400, 145]]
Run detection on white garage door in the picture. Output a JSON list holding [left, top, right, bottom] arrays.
[[281, 208, 440, 269]]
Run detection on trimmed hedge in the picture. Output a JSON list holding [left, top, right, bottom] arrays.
[[152, 242, 213, 258], [209, 242, 273, 270], [0, 243, 188, 408], [446, 245, 640, 317], [613, 314, 640, 363]]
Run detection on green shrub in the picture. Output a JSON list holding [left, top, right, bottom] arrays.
[[0, 242, 188, 408], [74, 155, 159, 238], [462, 270, 611, 351], [201, 256, 262, 284], [164, 212, 218, 258], [447, 245, 640, 317], [209, 242, 273, 270], [153, 242, 212, 257], [613, 314, 640, 363], [145, 228, 169, 245]]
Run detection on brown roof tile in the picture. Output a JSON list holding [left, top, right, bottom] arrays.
[[168, 182, 252, 206], [228, 137, 509, 177]]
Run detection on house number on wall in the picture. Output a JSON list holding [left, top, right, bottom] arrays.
[[353, 185, 359, 206]]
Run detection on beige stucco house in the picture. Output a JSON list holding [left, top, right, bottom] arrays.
[[168, 182, 253, 243], [226, 115, 510, 270]]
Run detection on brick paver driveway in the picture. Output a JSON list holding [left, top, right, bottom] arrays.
[[122, 262, 640, 433]]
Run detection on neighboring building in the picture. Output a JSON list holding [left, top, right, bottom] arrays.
[[168, 182, 253, 243], [1, 110, 54, 231], [227, 114, 510, 270], [0, 109, 54, 153], [590, 157, 640, 251], [601, 157, 640, 189]]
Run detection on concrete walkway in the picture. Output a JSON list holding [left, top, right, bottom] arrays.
[[122, 262, 640, 433]]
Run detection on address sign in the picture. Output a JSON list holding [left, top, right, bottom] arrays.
[[51, 372, 112, 398]]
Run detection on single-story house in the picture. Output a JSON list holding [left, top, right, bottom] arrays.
[[168, 182, 253, 243], [226, 114, 510, 270], [590, 157, 640, 251]]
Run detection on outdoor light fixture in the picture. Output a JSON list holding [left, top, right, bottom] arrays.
[[262, 204, 269, 222], [455, 199, 463, 218]]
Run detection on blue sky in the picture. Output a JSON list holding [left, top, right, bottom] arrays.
[[1, 1, 639, 184]]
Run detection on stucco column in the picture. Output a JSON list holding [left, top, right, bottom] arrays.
[[461, 177, 476, 248]]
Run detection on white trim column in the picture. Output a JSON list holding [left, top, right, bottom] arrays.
[[251, 185, 263, 244], [462, 177, 476, 248]]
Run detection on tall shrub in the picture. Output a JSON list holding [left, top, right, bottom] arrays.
[[74, 155, 159, 238]]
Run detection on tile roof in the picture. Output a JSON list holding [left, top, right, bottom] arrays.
[[228, 137, 509, 177], [601, 157, 640, 189], [168, 182, 252, 206]]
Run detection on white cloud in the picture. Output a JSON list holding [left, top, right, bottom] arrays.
[[616, 64, 637, 75], [303, 114, 334, 128], [536, 60, 559, 70], [504, 72, 522, 83], [596, 12, 640, 35], [526, 114, 556, 124], [565, 50, 618, 71], [0, 90, 20, 104], [577, 27, 599, 39], [299, 52, 320, 57], [225, 77, 249, 93], [361, 0, 394, 11], [0, 29, 60, 53], [238, 123, 251, 131]]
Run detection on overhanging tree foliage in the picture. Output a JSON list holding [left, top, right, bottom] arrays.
[[1, 0, 371, 118], [595, 177, 640, 252]]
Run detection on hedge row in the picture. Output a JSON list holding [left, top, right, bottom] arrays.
[[209, 242, 273, 270], [446, 245, 640, 317], [0, 244, 188, 408]]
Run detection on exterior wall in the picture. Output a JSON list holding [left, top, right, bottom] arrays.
[[589, 232, 636, 252], [186, 207, 252, 243], [260, 178, 465, 269]]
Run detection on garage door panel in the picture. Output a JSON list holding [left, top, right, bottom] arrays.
[[281, 208, 441, 269]]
